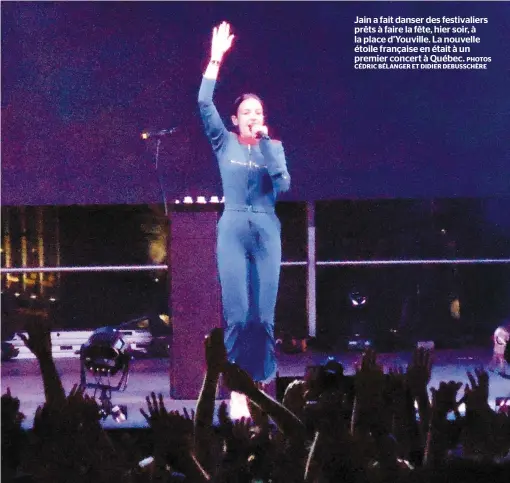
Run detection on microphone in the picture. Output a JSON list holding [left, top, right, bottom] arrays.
[[249, 125, 269, 140], [141, 127, 178, 140]]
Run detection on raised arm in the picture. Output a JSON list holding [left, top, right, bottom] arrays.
[[223, 362, 306, 442], [16, 306, 66, 408], [194, 328, 226, 473], [198, 22, 234, 152]]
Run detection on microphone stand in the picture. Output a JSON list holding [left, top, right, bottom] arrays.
[[145, 136, 171, 359], [151, 138, 169, 217]]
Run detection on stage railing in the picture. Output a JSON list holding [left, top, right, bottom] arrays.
[[2, 258, 509, 273], [3, 256, 509, 340]]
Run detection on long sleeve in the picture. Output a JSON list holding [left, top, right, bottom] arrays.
[[259, 138, 291, 193], [198, 77, 228, 153]]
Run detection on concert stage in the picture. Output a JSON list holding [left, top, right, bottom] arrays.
[[2, 346, 509, 430]]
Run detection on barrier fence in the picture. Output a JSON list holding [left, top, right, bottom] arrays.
[[3, 258, 509, 359]]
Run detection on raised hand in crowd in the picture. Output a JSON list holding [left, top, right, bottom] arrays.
[[140, 392, 208, 481], [17, 309, 66, 407], [62, 384, 102, 432], [16, 304, 52, 360], [424, 380, 463, 467], [430, 380, 464, 419], [222, 361, 259, 398], [351, 349, 386, 436], [464, 368, 491, 414], [194, 328, 227, 473], [460, 367, 508, 460], [223, 361, 306, 442], [215, 401, 257, 480], [140, 392, 194, 458], [217, 402, 253, 454], [406, 347, 433, 434], [385, 365, 419, 461], [406, 348, 433, 399], [1, 387, 25, 430], [27, 385, 124, 483], [204, 327, 228, 375]]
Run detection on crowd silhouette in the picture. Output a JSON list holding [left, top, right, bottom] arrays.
[[2, 307, 510, 483]]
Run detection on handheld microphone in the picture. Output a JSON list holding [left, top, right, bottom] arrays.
[[249, 125, 269, 139], [141, 127, 178, 140]]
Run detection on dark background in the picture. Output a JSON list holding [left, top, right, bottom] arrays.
[[2, 201, 509, 346], [2, 1, 509, 205]]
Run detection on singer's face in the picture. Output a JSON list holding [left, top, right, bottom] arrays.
[[232, 98, 264, 137]]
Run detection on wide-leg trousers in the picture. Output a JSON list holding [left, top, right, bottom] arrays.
[[217, 209, 281, 382]]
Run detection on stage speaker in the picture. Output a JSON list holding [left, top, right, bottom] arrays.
[[169, 206, 223, 399]]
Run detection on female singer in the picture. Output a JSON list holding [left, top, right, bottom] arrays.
[[198, 21, 290, 385]]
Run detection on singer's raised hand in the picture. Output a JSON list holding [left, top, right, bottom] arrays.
[[211, 21, 234, 62]]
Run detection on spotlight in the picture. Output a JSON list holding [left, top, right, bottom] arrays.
[[81, 327, 130, 376], [79, 327, 131, 422], [349, 291, 367, 307]]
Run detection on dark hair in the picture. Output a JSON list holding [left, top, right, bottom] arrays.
[[232, 93, 264, 116]]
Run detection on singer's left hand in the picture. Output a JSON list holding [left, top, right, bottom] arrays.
[[251, 125, 268, 138]]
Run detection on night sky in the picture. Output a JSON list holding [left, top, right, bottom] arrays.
[[2, 1, 509, 205]]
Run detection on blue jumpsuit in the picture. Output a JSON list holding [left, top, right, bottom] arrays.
[[198, 77, 291, 382]]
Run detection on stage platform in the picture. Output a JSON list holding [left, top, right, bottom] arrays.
[[2, 346, 509, 430]]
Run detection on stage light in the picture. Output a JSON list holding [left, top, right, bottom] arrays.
[[209, 196, 220, 203], [81, 327, 130, 376], [80, 327, 131, 422], [196, 196, 207, 204], [349, 291, 367, 307], [183, 196, 193, 204]]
